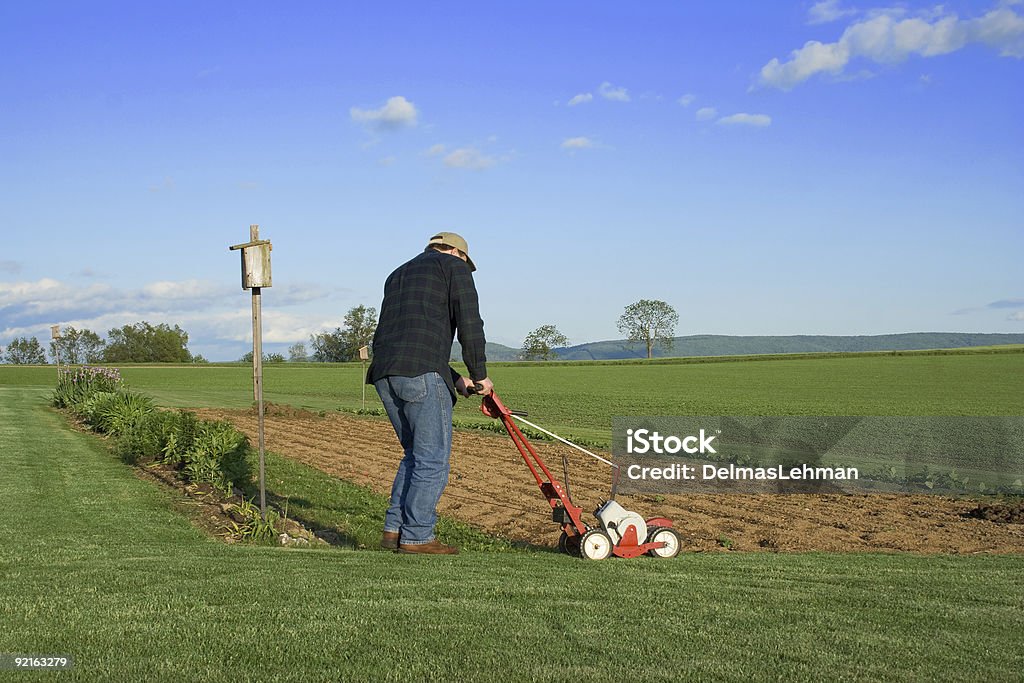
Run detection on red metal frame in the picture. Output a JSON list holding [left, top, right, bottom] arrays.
[[480, 392, 673, 557], [481, 393, 588, 540]]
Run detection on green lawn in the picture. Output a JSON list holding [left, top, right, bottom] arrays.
[[1, 385, 1022, 681]]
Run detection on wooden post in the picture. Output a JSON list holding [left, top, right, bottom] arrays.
[[51, 325, 61, 376], [250, 224, 267, 521], [229, 225, 273, 522], [359, 345, 369, 411]]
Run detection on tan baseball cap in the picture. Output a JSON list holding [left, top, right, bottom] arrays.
[[427, 231, 476, 271]]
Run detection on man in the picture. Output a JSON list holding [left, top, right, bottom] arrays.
[[367, 232, 494, 555]]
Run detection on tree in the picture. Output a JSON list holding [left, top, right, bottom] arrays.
[[103, 322, 192, 363], [4, 337, 48, 364], [309, 330, 344, 363], [241, 351, 285, 363], [339, 305, 377, 361], [50, 326, 105, 364], [310, 305, 378, 362], [617, 299, 679, 359], [521, 324, 569, 361], [288, 342, 307, 362]]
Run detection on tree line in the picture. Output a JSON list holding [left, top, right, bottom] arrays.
[[2, 298, 677, 364], [2, 322, 198, 364], [313, 299, 678, 363]]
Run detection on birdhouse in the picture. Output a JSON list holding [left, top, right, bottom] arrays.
[[229, 239, 272, 289]]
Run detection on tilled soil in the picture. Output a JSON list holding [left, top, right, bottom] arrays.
[[194, 407, 1024, 554]]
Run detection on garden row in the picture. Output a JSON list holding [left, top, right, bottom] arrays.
[[52, 365, 251, 494]]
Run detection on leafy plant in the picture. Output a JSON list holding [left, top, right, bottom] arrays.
[[227, 498, 280, 544], [99, 392, 154, 436], [184, 421, 252, 493], [156, 410, 201, 468], [113, 409, 190, 465], [72, 391, 118, 427]]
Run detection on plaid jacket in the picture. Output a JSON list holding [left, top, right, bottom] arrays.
[[366, 249, 488, 399]]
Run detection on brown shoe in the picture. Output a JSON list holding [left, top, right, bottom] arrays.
[[397, 539, 459, 555], [380, 531, 400, 550]]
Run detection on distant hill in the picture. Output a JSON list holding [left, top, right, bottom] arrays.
[[551, 333, 1024, 361], [450, 340, 522, 362]]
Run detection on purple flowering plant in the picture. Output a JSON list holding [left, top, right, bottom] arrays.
[[53, 365, 124, 408]]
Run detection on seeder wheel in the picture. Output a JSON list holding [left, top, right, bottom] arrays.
[[579, 529, 613, 560], [645, 527, 681, 558], [558, 531, 581, 557]]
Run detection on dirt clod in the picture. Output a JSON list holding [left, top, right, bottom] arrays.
[[965, 502, 1024, 524]]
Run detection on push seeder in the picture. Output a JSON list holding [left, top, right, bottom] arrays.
[[477, 391, 681, 560]]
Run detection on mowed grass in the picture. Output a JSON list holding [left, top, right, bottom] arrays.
[[1, 387, 1022, 682], [3, 348, 1022, 446]]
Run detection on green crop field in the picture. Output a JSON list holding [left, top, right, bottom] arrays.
[[1, 380, 1022, 682], [5, 347, 1023, 446]]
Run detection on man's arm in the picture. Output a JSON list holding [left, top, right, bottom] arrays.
[[449, 262, 488, 382]]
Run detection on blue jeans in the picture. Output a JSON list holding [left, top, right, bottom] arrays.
[[375, 372, 453, 545]]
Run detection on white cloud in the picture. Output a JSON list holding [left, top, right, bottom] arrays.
[[443, 147, 496, 170], [568, 93, 593, 106], [760, 6, 1024, 90], [1009, 311, 1024, 321], [598, 81, 631, 102], [350, 95, 418, 130], [695, 106, 718, 121], [204, 308, 330, 344], [141, 279, 227, 301], [760, 40, 851, 90], [0, 278, 109, 317], [1, 277, 230, 321], [717, 113, 772, 127], [808, 0, 857, 25], [426, 143, 446, 156], [0, 276, 341, 359], [677, 93, 696, 106], [561, 136, 594, 149], [378, 156, 397, 167]]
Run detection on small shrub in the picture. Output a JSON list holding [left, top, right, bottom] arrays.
[[99, 392, 154, 436], [157, 410, 201, 468], [184, 421, 252, 493], [112, 409, 180, 464], [73, 391, 118, 428], [114, 422, 162, 465]]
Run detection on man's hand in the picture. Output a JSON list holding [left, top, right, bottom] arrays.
[[456, 376, 493, 397], [455, 376, 474, 397], [473, 377, 494, 396]]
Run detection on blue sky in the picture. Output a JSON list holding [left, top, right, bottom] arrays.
[[2, 1, 1022, 361]]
